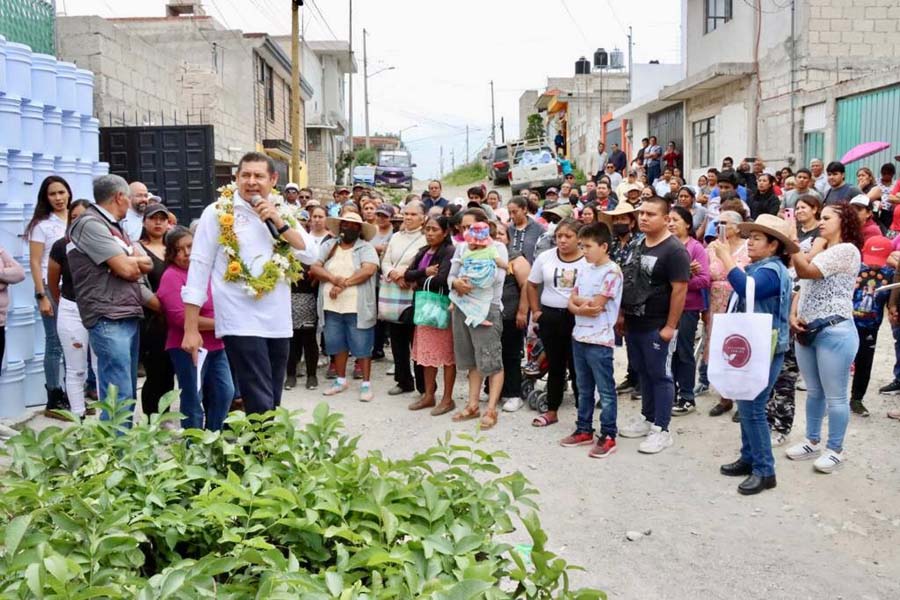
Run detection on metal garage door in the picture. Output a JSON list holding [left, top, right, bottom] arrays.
[[649, 104, 684, 158], [836, 84, 900, 185]]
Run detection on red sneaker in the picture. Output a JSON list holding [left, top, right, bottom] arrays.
[[588, 436, 617, 459], [559, 431, 594, 447]]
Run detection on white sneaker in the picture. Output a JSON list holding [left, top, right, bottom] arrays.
[[796, 376, 807, 391], [786, 439, 821, 461], [813, 449, 844, 473], [770, 431, 788, 447], [638, 426, 674, 454], [502, 397, 524, 412], [619, 416, 652, 438]]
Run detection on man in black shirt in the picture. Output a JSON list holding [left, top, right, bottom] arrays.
[[619, 196, 690, 454]]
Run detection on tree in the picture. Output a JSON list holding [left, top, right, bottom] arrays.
[[354, 147, 377, 166], [525, 114, 544, 142]]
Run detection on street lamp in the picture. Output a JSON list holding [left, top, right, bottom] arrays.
[[364, 65, 396, 148], [398, 124, 418, 143]]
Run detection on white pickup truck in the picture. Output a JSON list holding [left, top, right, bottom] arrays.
[[508, 143, 563, 195]]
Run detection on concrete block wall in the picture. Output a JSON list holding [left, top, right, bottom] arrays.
[[807, 0, 900, 60]]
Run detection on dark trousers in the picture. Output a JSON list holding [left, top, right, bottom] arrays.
[[389, 322, 423, 392], [287, 328, 319, 378], [851, 325, 879, 401], [767, 340, 797, 434], [537, 306, 577, 412], [373, 320, 387, 356], [140, 331, 175, 416], [626, 328, 676, 431], [671, 310, 700, 403], [500, 319, 525, 398], [647, 162, 661, 186], [223, 336, 289, 414]]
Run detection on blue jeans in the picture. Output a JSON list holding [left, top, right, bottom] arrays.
[[572, 341, 617, 437], [40, 311, 63, 390], [626, 328, 677, 430], [738, 352, 784, 477], [87, 318, 140, 421], [169, 348, 234, 431], [672, 310, 700, 403], [794, 319, 858, 452]]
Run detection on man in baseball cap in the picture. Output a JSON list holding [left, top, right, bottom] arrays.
[[283, 183, 301, 205]]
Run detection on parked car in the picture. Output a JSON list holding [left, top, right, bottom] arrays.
[[374, 150, 414, 190], [352, 165, 375, 186], [508, 143, 562, 195], [487, 144, 510, 185]]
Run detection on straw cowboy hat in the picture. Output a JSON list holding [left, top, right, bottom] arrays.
[[599, 202, 637, 224], [737, 213, 799, 255], [325, 212, 376, 241]]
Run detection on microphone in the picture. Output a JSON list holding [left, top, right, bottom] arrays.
[[250, 194, 282, 240]]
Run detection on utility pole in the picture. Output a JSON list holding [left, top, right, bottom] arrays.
[[348, 0, 354, 175], [465, 125, 469, 163], [627, 26, 634, 102], [451, 148, 455, 171], [363, 28, 370, 148], [490, 80, 496, 144], [500, 117, 505, 144], [289, 0, 303, 183]]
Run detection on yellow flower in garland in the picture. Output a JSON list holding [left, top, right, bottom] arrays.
[[226, 261, 242, 276], [219, 213, 235, 227]]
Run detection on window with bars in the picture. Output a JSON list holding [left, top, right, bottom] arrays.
[[692, 117, 715, 169], [705, 0, 732, 34]]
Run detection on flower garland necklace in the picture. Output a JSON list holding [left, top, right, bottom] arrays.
[[214, 184, 303, 299]]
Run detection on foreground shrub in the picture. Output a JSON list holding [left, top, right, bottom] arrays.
[[0, 394, 604, 599]]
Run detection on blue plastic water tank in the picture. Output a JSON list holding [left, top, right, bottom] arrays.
[[43, 106, 62, 158], [30, 53, 58, 108], [20, 100, 45, 154], [3, 42, 32, 100]]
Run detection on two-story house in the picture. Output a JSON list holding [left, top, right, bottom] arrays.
[[611, 0, 900, 184]]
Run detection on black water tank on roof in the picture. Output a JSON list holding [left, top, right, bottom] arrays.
[[593, 48, 608, 69], [575, 56, 591, 75]]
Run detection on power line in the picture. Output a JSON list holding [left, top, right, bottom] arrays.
[[603, 0, 628, 35], [307, 0, 339, 40], [558, 0, 590, 46]]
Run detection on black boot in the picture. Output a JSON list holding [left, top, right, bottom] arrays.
[[738, 474, 777, 495], [44, 386, 73, 421], [720, 459, 753, 477]]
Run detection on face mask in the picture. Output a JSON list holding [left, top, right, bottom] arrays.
[[340, 227, 360, 243], [612, 223, 631, 237]]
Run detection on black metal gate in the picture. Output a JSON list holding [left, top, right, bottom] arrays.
[[100, 125, 216, 224], [648, 104, 684, 165]]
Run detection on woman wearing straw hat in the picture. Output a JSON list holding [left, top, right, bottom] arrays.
[[708, 214, 795, 495], [308, 213, 380, 402]]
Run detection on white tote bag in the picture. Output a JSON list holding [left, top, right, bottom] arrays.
[[707, 278, 773, 400]]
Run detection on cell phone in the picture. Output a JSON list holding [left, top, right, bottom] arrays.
[[717, 223, 728, 243]]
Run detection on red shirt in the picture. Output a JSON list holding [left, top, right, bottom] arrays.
[[862, 217, 882, 241]]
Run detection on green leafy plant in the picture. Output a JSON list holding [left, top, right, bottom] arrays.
[[444, 162, 488, 187], [0, 391, 604, 599], [524, 114, 545, 142], [354, 147, 377, 166]]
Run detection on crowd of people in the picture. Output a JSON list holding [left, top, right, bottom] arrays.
[[2, 146, 900, 497]]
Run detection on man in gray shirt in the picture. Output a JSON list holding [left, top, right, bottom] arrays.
[[68, 174, 152, 420], [823, 161, 862, 205]]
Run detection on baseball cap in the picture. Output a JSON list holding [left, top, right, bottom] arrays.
[[297, 209, 310, 221], [143, 204, 171, 219], [850, 194, 872, 209], [862, 236, 893, 267], [375, 204, 395, 218], [284, 182, 300, 192], [545, 187, 559, 196]]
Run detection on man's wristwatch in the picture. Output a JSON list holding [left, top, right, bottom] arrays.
[[35, 292, 46, 300], [277, 223, 291, 236]]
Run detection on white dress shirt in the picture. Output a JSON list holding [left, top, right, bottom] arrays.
[[120, 208, 144, 242], [181, 192, 317, 338]]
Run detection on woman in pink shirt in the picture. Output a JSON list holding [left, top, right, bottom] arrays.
[[155, 227, 234, 430]]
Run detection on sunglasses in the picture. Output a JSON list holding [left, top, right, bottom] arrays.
[[298, 195, 311, 200]]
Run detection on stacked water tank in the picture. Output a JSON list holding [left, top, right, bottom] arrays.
[[0, 35, 109, 417]]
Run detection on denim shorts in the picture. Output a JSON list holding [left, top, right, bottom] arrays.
[[324, 311, 374, 358]]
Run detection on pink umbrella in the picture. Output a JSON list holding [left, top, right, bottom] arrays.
[[840, 141, 890, 165]]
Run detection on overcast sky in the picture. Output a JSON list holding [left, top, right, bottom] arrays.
[[60, 0, 681, 180]]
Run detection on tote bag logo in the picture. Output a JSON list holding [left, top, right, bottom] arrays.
[[722, 334, 752, 368]]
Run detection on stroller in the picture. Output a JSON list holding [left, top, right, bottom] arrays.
[[521, 335, 550, 413]]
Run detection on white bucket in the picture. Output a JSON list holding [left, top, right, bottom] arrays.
[[5, 308, 34, 363], [0, 204, 24, 257], [32, 154, 54, 193], [80, 116, 99, 160], [75, 160, 93, 200], [8, 259, 34, 310], [92, 161, 109, 179], [0, 95, 22, 152], [42, 106, 62, 158], [32, 308, 45, 356], [0, 151, 8, 205], [20, 100, 44, 154], [30, 53, 58, 108], [75, 68, 93, 116], [24, 354, 46, 407], [7, 151, 33, 207], [56, 62, 78, 113], [0, 35, 7, 96], [0, 361, 27, 418], [61, 111, 81, 157], [3, 42, 32, 100]]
